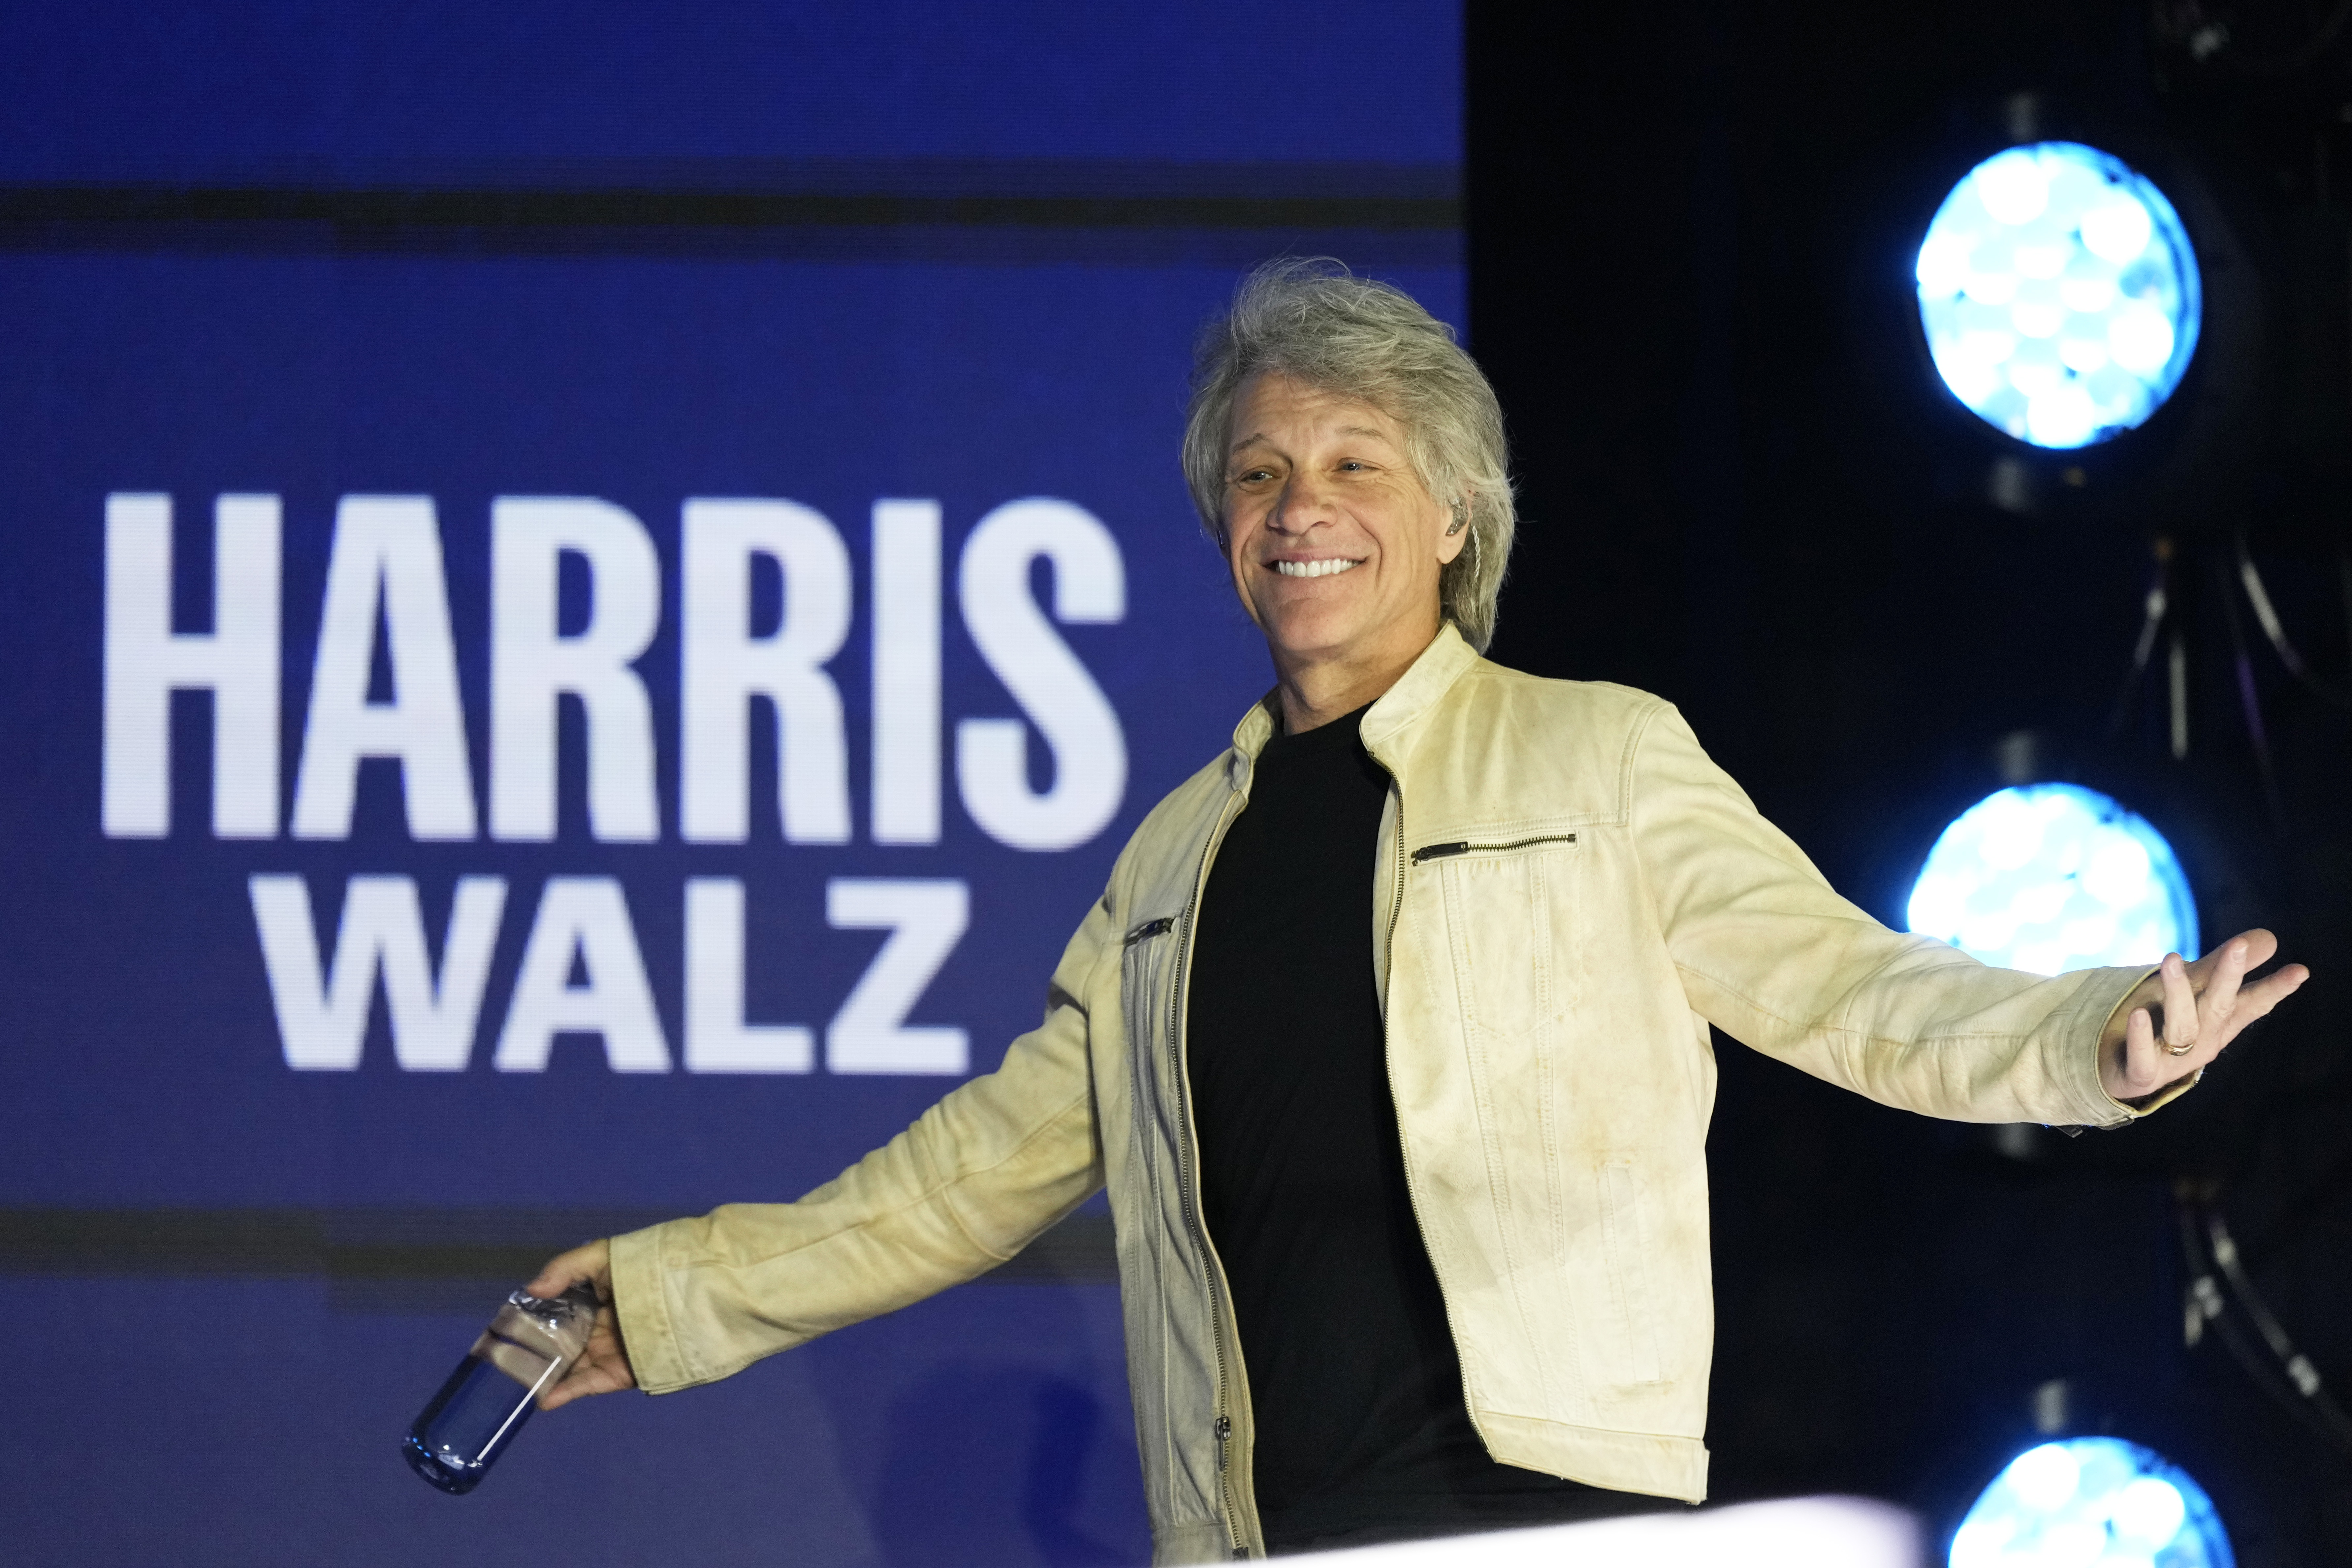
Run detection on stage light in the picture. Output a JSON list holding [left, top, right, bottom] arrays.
[[1916, 142, 2202, 450], [1905, 783, 2198, 975], [1949, 1437, 2233, 1568]]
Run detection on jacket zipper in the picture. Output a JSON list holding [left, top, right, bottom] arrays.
[[1166, 790, 1250, 1558], [1409, 831, 1576, 864], [1372, 757, 1498, 1460]]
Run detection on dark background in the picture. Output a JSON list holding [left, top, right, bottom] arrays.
[[1471, 0, 2352, 1560]]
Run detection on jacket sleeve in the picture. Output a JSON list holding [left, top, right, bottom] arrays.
[[606, 887, 1118, 1394], [1628, 701, 2178, 1129]]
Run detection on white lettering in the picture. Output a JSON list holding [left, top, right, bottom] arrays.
[[251, 874, 506, 1070], [683, 878, 814, 1072], [103, 493, 281, 838], [291, 497, 477, 841], [871, 498, 942, 845], [955, 498, 1127, 851], [493, 877, 671, 1071], [489, 498, 661, 843], [825, 878, 969, 1074], [679, 499, 852, 844]]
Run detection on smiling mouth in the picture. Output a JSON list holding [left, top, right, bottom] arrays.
[[1273, 558, 1361, 579]]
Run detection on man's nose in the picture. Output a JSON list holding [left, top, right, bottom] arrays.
[[1269, 472, 1337, 532]]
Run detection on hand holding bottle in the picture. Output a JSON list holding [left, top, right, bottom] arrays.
[[524, 1239, 638, 1411], [404, 1275, 602, 1493]]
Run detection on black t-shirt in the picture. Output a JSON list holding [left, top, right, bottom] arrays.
[[1185, 704, 1658, 1552]]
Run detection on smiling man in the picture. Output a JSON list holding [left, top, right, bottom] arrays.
[[1219, 375, 1468, 727], [527, 260, 2307, 1562]]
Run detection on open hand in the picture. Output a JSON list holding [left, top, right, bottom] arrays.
[[524, 1239, 637, 1410], [2100, 928, 2309, 1103]]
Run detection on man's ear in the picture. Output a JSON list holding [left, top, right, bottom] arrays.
[[1437, 495, 1473, 566]]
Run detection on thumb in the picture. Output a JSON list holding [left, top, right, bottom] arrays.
[[525, 1239, 611, 1301]]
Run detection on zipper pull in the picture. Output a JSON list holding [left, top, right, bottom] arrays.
[[1411, 841, 1470, 864], [1125, 915, 1176, 946], [1214, 1414, 1232, 1471]]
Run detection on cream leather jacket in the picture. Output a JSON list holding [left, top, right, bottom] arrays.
[[609, 626, 2169, 1564]]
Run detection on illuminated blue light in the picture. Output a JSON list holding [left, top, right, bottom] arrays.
[[1950, 1437, 2232, 1568], [1916, 142, 2201, 449], [1906, 784, 2198, 976]]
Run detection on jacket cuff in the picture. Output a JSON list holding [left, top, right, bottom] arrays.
[[608, 1218, 696, 1394], [2078, 965, 2200, 1125]]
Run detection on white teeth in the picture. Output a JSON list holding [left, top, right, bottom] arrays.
[[1274, 558, 1360, 579]]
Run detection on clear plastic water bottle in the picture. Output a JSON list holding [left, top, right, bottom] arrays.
[[404, 1283, 600, 1494]]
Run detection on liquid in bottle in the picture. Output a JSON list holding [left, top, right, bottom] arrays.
[[404, 1283, 599, 1494]]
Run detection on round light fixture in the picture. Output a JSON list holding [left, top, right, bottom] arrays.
[[1950, 1437, 2232, 1567], [1905, 783, 2198, 976], [1916, 141, 2202, 450]]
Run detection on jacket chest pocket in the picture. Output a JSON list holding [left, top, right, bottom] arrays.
[[1418, 833, 1581, 1041]]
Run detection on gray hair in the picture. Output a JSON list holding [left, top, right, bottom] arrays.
[[1182, 258, 1515, 652]]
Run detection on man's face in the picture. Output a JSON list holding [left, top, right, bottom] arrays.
[[1220, 372, 1462, 675]]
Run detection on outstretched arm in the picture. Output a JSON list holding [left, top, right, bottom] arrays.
[[520, 884, 1120, 1403], [1632, 702, 2306, 1125]]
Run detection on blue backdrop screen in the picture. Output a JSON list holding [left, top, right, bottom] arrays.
[[0, 251, 1402, 1209], [0, 5, 1460, 1564]]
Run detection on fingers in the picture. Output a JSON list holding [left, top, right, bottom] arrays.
[[2104, 932, 2309, 1103], [2205, 939, 2250, 1028], [525, 1239, 611, 1301], [2182, 930, 2275, 1009], [539, 1366, 614, 1410], [537, 1311, 637, 1409], [2119, 1003, 2159, 1095], [2220, 962, 2311, 1038], [2216, 927, 2280, 974], [2129, 941, 2309, 1096], [2158, 953, 2199, 1052], [538, 1349, 634, 1410], [2192, 940, 2248, 1048], [2183, 932, 2305, 1054]]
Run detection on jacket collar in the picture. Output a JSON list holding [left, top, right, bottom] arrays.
[[1362, 621, 1478, 752], [1225, 622, 1479, 779]]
